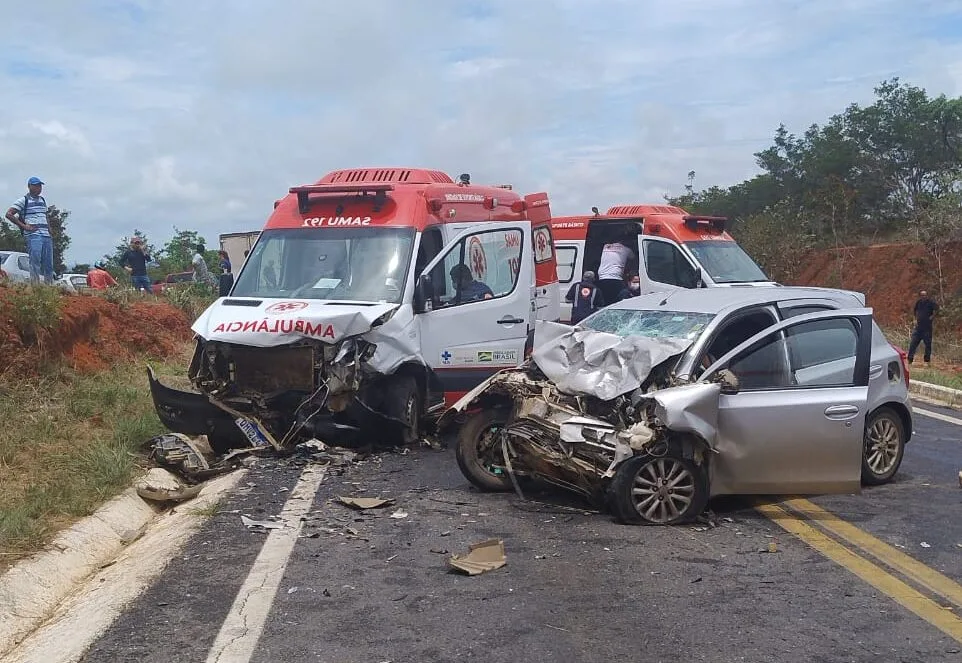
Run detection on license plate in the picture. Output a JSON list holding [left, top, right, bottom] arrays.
[[234, 416, 271, 448]]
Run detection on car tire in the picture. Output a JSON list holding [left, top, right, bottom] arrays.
[[861, 407, 906, 485], [385, 376, 422, 446], [607, 451, 709, 525], [455, 409, 514, 492]]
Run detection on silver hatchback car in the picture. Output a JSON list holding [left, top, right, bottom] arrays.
[[449, 286, 912, 525]]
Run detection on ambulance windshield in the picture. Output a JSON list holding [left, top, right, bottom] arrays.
[[232, 227, 416, 303], [684, 240, 769, 284]]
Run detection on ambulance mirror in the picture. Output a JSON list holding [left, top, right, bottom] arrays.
[[414, 273, 434, 313]]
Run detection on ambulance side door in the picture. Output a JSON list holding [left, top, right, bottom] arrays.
[[414, 222, 533, 398], [639, 236, 702, 294]]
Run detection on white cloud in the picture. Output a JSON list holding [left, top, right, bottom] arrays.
[[1, 0, 961, 264]]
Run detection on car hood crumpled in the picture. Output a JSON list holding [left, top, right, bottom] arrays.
[[530, 320, 692, 401]]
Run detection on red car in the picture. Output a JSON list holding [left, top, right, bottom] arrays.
[[151, 271, 195, 295]]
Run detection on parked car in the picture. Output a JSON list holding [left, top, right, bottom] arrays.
[[151, 271, 194, 295], [56, 273, 91, 293], [0, 251, 31, 283], [446, 286, 912, 525]]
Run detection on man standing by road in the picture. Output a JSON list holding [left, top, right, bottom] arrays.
[[120, 237, 153, 293], [192, 243, 217, 289], [5, 177, 54, 284], [908, 289, 939, 365]]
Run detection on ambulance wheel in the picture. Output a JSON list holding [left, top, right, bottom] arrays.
[[455, 409, 514, 492], [385, 376, 422, 446]]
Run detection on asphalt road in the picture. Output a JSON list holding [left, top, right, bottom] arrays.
[[78, 403, 962, 663]]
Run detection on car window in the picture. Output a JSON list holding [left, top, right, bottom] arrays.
[[556, 246, 577, 283], [727, 333, 793, 390], [429, 227, 523, 308], [723, 317, 860, 390], [781, 304, 833, 318], [695, 309, 777, 377], [786, 318, 859, 386], [643, 239, 698, 288], [18, 256, 29, 272]]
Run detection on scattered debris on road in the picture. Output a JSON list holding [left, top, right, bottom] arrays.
[[135, 468, 203, 503], [241, 515, 285, 531], [448, 538, 507, 576], [389, 510, 409, 519], [338, 496, 395, 510]]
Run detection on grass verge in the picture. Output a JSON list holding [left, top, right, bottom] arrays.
[[0, 344, 192, 567], [910, 367, 962, 391]]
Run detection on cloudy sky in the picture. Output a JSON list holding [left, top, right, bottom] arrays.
[[3, 0, 962, 265]]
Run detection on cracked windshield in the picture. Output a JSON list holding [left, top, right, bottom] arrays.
[[582, 308, 715, 341], [231, 227, 415, 303]]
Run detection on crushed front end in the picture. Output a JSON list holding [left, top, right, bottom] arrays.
[[148, 298, 421, 452], [448, 320, 728, 524]]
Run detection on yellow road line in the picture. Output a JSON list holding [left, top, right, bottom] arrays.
[[783, 497, 962, 610], [755, 502, 962, 644]]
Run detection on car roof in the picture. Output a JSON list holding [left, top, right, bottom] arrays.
[[609, 286, 865, 315]]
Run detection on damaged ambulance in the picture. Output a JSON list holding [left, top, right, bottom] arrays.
[[444, 287, 913, 525], [148, 167, 559, 452]]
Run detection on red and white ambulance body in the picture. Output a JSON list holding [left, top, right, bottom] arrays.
[[552, 204, 776, 323], [149, 167, 559, 450]]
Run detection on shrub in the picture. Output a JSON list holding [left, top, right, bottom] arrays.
[[4, 284, 63, 347]]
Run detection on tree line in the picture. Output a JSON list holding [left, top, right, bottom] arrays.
[[666, 78, 962, 285]]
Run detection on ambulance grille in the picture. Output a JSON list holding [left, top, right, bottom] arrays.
[[322, 168, 454, 185]]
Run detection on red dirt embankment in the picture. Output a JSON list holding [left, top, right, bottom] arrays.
[[0, 288, 192, 378], [791, 241, 962, 331]]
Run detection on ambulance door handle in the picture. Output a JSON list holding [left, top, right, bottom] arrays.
[[497, 315, 525, 325]]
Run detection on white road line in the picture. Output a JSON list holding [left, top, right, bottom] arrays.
[[914, 407, 962, 427], [206, 466, 326, 663]]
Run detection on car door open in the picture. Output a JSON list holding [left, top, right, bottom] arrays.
[[698, 308, 874, 497]]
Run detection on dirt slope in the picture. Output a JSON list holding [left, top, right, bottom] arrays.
[[791, 241, 962, 331], [0, 288, 192, 378]]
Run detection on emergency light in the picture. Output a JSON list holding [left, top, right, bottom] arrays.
[[289, 183, 395, 214], [682, 215, 728, 232]]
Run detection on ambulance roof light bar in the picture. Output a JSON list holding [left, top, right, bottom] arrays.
[[289, 183, 395, 214], [683, 215, 728, 231]]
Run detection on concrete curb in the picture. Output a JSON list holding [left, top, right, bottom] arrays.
[[0, 473, 236, 659], [910, 379, 962, 409]]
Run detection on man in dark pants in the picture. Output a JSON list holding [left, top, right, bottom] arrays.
[[120, 237, 153, 293], [908, 289, 938, 365]]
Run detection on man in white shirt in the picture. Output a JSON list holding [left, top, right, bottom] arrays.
[[192, 243, 217, 289], [597, 233, 635, 304]]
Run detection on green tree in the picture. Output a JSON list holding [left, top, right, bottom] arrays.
[[668, 78, 962, 246]]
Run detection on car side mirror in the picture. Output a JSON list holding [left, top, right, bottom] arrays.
[[715, 368, 740, 395], [414, 273, 434, 314], [694, 268, 705, 288]]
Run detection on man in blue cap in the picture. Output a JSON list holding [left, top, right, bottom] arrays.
[[5, 177, 54, 283]]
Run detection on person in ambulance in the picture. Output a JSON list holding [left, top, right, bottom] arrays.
[[449, 263, 493, 303], [596, 229, 637, 304]]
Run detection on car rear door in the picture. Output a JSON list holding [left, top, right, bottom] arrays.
[[417, 221, 533, 402], [699, 309, 874, 497]]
